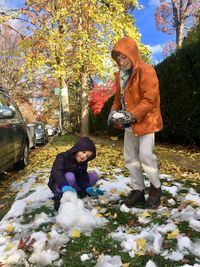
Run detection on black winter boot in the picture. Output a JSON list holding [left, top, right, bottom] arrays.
[[146, 183, 162, 208], [122, 190, 146, 208]]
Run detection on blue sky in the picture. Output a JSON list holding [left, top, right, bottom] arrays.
[[3, 0, 174, 63], [133, 0, 174, 63]]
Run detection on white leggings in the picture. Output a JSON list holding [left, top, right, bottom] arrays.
[[124, 128, 161, 190]]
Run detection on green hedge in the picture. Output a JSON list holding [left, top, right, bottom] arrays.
[[89, 95, 122, 136], [155, 27, 200, 145], [89, 26, 200, 146]]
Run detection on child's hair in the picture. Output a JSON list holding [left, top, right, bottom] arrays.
[[111, 50, 121, 60]]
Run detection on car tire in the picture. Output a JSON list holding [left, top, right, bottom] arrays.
[[14, 142, 29, 170]]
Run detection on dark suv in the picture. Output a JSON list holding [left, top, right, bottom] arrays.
[[0, 87, 29, 172]]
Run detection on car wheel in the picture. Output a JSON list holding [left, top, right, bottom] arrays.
[[14, 142, 29, 170]]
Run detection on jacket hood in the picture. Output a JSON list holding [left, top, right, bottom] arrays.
[[69, 137, 96, 161], [111, 37, 141, 71]]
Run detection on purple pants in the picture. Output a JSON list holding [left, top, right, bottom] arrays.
[[64, 171, 98, 191]]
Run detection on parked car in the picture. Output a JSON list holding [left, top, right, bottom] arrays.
[[45, 125, 55, 136], [0, 87, 29, 172], [26, 124, 36, 149], [28, 122, 48, 145]]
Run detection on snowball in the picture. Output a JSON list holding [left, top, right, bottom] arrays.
[[112, 112, 124, 119]]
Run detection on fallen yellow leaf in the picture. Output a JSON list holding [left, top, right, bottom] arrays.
[[110, 136, 118, 141], [135, 238, 147, 255], [105, 212, 111, 217], [3, 243, 15, 252], [110, 188, 118, 194], [113, 213, 117, 219], [96, 213, 103, 218], [26, 200, 32, 205], [47, 233, 51, 240], [163, 182, 170, 186], [186, 200, 197, 206], [136, 238, 146, 248], [6, 225, 14, 233], [141, 211, 151, 218], [127, 228, 136, 234], [167, 228, 179, 239], [180, 192, 187, 196], [161, 211, 169, 216], [71, 228, 81, 238]]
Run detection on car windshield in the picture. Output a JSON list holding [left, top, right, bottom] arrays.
[[28, 123, 43, 130]]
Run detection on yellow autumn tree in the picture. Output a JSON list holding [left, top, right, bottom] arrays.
[[0, 0, 150, 135]]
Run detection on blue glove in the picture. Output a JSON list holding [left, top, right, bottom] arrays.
[[62, 186, 76, 193], [86, 187, 104, 196]]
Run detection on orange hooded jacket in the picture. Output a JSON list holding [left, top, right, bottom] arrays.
[[111, 37, 163, 136]]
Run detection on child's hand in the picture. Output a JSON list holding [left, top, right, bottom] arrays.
[[86, 187, 104, 196], [62, 186, 76, 193]]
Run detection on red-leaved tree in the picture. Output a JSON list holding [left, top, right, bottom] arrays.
[[162, 40, 177, 57], [155, 0, 200, 48], [89, 81, 116, 115]]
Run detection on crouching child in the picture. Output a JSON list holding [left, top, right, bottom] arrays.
[[48, 136, 104, 210]]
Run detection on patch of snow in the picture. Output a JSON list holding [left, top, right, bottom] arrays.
[[81, 253, 92, 261], [145, 259, 157, 267], [162, 185, 179, 196], [95, 254, 122, 267]]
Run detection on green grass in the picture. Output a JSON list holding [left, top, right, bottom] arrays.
[[59, 228, 130, 267], [1, 134, 200, 267], [22, 205, 54, 224]]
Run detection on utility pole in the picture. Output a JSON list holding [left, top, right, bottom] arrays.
[[54, 87, 63, 134]]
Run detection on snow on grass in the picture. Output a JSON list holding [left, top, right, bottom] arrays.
[[0, 168, 200, 266]]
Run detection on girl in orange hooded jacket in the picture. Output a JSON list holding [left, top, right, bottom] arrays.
[[108, 37, 163, 208]]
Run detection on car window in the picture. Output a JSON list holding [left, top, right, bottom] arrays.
[[0, 91, 25, 121], [0, 93, 17, 119], [33, 123, 43, 129], [0, 93, 11, 107]]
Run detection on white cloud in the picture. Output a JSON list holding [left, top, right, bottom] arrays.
[[150, 44, 163, 54], [146, 44, 164, 64]]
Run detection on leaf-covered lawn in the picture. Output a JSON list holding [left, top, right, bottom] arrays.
[[0, 134, 200, 266]]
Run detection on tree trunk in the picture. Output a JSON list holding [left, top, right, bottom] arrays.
[[80, 71, 89, 136], [178, 21, 185, 47], [61, 76, 70, 133]]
